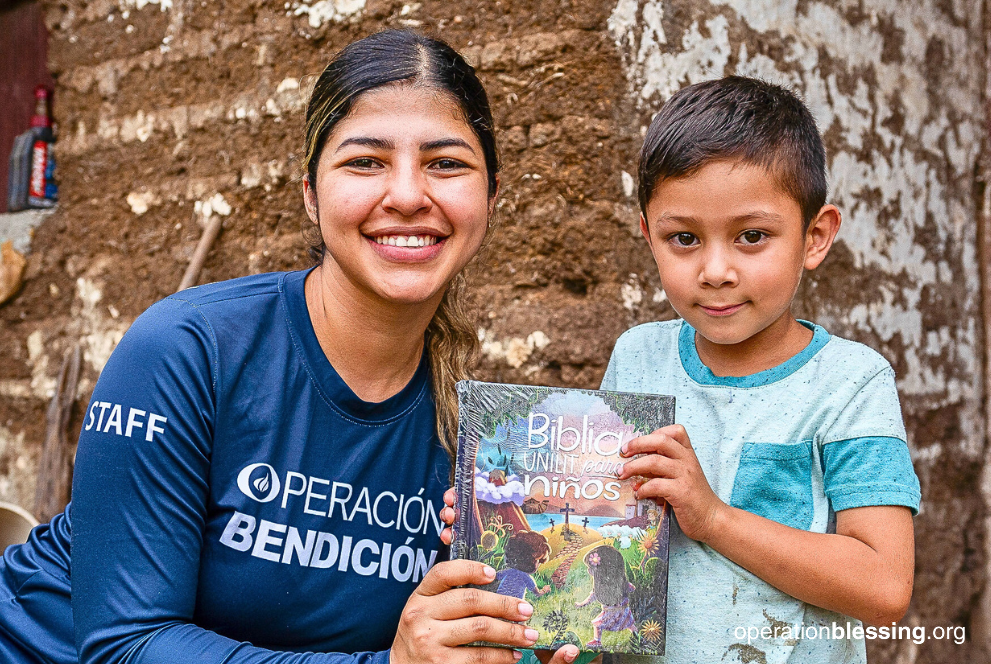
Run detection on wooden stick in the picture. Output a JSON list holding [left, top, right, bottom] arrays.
[[34, 344, 81, 523], [178, 214, 224, 291]]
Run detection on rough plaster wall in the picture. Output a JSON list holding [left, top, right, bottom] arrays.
[[0, 1, 985, 662]]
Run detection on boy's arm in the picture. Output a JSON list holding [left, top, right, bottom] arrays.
[[620, 425, 914, 626]]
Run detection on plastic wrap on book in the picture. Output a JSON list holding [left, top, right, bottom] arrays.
[[452, 380, 674, 656]]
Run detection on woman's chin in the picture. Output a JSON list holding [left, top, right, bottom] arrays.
[[371, 280, 449, 308]]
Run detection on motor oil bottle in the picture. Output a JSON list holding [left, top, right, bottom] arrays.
[[7, 86, 57, 212], [26, 86, 57, 209]]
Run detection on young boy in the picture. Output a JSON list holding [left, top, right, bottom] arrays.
[[604, 76, 920, 663]]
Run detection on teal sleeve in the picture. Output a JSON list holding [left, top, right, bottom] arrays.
[[600, 354, 618, 390], [822, 436, 921, 514], [822, 367, 906, 442]]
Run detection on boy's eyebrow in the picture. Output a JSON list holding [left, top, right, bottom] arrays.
[[653, 210, 788, 224], [732, 210, 788, 224]]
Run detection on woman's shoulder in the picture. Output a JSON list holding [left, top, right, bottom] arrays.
[[109, 271, 306, 378], [132, 271, 303, 334], [165, 270, 300, 309]]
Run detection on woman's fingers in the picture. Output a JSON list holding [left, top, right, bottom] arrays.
[[443, 615, 540, 648], [439, 489, 458, 544], [440, 505, 457, 526], [416, 560, 495, 596], [447, 647, 525, 664], [413, 562, 532, 621], [430, 587, 534, 622]]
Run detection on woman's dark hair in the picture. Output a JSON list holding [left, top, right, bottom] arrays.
[[638, 76, 827, 230], [303, 29, 499, 204], [584, 545, 630, 605], [301, 30, 499, 462], [503, 531, 551, 573]]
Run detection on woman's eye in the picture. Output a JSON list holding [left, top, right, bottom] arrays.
[[347, 157, 379, 169], [432, 158, 466, 170], [672, 233, 697, 246], [740, 230, 765, 244]]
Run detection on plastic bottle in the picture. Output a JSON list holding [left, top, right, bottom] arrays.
[[6, 86, 57, 211]]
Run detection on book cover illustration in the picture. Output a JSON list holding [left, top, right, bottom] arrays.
[[452, 380, 675, 655]]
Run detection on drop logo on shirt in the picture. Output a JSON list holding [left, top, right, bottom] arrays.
[[237, 463, 282, 502], [219, 462, 445, 584]]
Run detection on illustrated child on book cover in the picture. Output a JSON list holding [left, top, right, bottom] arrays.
[[495, 531, 552, 600], [577, 546, 637, 647]]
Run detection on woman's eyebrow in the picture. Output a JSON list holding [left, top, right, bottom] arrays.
[[334, 136, 475, 153], [335, 136, 394, 152], [421, 138, 475, 153]]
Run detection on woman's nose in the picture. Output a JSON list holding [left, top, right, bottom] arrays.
[[381, 162, 431, 216]]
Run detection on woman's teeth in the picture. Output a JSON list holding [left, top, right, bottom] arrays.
[[374, 235, 438, 248]]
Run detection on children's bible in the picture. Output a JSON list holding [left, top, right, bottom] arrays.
[[452, 380, 675, 656]]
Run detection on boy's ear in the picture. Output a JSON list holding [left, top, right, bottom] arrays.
[[804, 204, 842, 270], [639, 214, 653, 247]]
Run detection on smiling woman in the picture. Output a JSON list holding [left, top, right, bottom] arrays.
[[0, 30, 577, 664]]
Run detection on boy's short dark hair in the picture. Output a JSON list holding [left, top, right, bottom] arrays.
[[638, 76, 827, 229]]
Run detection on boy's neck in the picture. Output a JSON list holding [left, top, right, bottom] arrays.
[[694, 315, 814, 378]]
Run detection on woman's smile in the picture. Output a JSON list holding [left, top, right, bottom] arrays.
[[371, 235, 440, 248]]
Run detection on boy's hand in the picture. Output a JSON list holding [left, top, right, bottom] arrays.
[[439, 488, 457, 546], [619, 424, 725, 543]]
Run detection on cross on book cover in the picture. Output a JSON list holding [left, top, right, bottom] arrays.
[[452, 380, 675, 655]]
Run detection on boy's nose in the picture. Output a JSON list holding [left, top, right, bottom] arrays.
[[381, 163, 432, 216], [698, 246, 738, 287]]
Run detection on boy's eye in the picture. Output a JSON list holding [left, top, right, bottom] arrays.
[[739, 230, 766, 245], [672, 233, 698, 246]]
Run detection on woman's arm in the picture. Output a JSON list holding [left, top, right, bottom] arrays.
[[619, 425, 914, 626], [70, 298, 548, 664]]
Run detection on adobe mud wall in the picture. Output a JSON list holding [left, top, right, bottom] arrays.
[[0, 1, 986, 662]]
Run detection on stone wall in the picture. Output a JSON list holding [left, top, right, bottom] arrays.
[[0, 1, 986, 661]]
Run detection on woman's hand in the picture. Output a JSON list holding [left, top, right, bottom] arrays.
[[439, 488, 457, 546], [618, 424, 725, 543], [430, 494, 580, 664], [391, 560, 579, 664]]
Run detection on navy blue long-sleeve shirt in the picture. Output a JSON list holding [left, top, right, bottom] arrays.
[[0, 270, 451, 663]]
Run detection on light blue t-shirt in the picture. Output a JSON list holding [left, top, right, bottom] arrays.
[[600, 319, 920, 664]]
